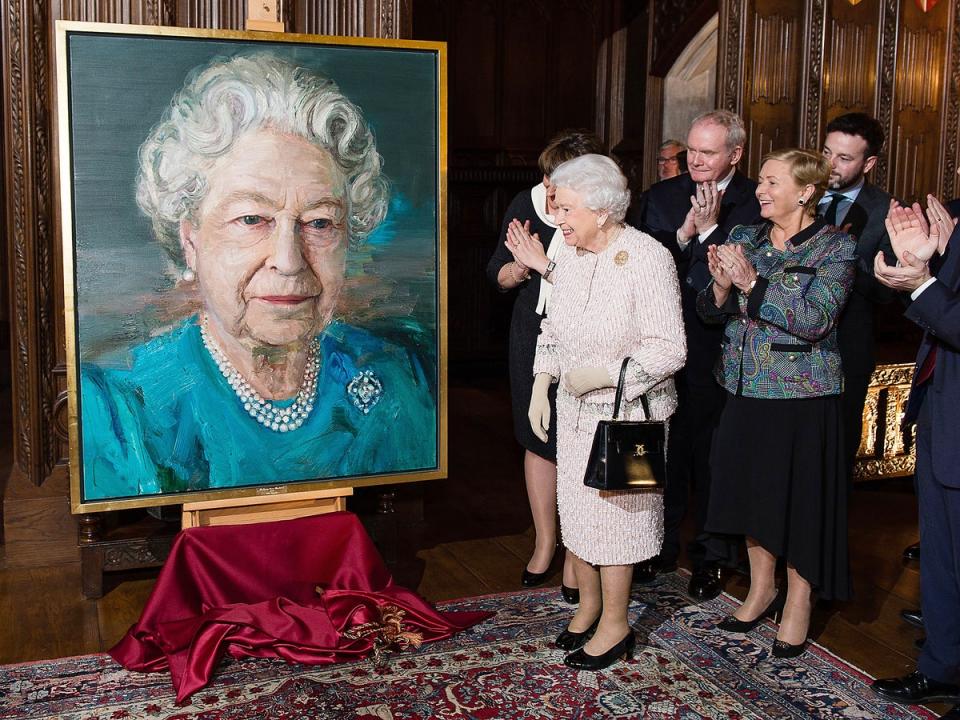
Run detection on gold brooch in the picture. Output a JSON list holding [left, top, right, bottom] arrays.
[[614, 250, 629, 266]]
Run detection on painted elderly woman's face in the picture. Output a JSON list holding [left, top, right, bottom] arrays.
[[179, 129, 347, 349]]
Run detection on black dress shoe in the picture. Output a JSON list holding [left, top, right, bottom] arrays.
[[653, 554, 678, 574], [717, 591, 785, 633], [872, 670, 960, 704], [560, 584, 580, 604], [903, 542, 921, 561], [688, 565, 723, 601], [901, 608, 923, 629], [521, 567, 549, 587], [772, 639, 808, 659], [633, 559, 657, 585], [555, 617, 599, 651], [564, 631, 636, 670]]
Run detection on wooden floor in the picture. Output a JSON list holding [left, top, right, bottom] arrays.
[[0, 377, 939, 711]]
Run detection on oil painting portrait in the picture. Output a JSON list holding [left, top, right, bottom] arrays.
[[59, 26, 444, 510]]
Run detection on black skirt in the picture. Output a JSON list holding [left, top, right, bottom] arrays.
[[509, 302, 557, 462], [706, 392, 849, 601]]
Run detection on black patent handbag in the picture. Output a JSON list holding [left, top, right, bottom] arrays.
[[582, 358, 668, 492]]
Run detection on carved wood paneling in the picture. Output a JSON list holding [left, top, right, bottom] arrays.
[[750, 14, 798, 104], [826, 20, 870, 108], [722, 0, 953, 202], [178, 0, 246, 29], [58, 0, 174, 23], [895, 27, 944, 111], [892, 128, 929, 201], [886, 0, 950, 202], [746, 119, 780, 178], [292, 0, 364, 35]]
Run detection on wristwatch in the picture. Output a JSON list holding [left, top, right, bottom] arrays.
[[743, 278, 757, 296], [543, 260, 556, 282]]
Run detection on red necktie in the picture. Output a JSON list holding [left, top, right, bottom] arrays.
[[916, 344, 937, 385]]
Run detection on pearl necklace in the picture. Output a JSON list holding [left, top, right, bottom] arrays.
[[200, 321, 320, 433]]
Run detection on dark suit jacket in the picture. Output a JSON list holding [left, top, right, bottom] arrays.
[[630, 171, 762, 384], [905, 222, 960, 487], [834, 182, 896, 378]]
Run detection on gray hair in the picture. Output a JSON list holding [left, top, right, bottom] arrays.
[[690, 109, 747, 152], [659, 139, 686, 152], [549, 154, 630, 223], [136, 53, 390, 269]]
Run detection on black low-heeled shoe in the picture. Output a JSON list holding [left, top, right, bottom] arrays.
[[771, 638, 808, 659], [555, 617, 599, 651], [560, 584, 580, 604], [716, 591, 785, 633], [563, 631, 636, 670], [521, 568, 550, 587]]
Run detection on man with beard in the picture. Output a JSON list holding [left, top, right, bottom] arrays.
[[633, 110, 762, 601], [819, 113, 896, 484]]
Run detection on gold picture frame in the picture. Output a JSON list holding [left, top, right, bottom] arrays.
[[57, 21, 448, 512]]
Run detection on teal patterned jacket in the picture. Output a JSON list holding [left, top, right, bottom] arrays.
[[696, 219, 857, 399]]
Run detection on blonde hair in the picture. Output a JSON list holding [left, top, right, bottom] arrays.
[[762, 148, 831, 215]]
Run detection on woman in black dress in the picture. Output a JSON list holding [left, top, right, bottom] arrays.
[[485, 130, 603, 600]]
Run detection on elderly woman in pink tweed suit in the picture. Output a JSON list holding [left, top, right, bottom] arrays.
[[526, 154, 686, 671]]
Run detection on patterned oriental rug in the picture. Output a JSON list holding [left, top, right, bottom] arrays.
[[0, 572, 937, 720]]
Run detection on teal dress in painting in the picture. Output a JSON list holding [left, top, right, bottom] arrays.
[[80, 317, 437, 501]]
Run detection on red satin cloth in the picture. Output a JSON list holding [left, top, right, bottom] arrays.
[[110, 512, 492, 703]]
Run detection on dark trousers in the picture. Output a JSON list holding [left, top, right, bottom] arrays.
[[663, 377, 737, 569], [916, 399, 960, 684], [841, 373, 872, 482]]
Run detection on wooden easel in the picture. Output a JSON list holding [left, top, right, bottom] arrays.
[[245, 0, 285, 33], [182, 487, 353, 528]]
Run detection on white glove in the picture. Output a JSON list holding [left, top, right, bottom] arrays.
[[528, 373, 553, 443], [563, 366, 614, 397]]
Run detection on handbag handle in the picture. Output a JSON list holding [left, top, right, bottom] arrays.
[[612, 357, 651, 420]]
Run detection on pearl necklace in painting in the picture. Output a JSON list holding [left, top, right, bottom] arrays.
[[200, 320, 320, 433]]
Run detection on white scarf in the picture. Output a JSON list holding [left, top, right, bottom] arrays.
[[530, 183, 564, 315]]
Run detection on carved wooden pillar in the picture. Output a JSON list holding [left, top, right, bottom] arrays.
[[944, 0, 960, 201]]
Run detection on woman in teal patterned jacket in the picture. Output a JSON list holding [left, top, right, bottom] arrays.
[[696, 149, 856, 659]]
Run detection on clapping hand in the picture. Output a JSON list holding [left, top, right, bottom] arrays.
[[925, 195, 957, 256], [885, 202, 939, 264], [706, 244, 732, 290], [691, 181, 722, 233], [874, 246, 932, 292], [680, 181, 723, 244], [506, 219, 549, 274], [715, 244, 758, 293]]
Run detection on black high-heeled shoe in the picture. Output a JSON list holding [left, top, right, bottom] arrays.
[[560, 584, 580, 604], [521, 567, 550, 587], [555, 616, 599, 651], [563, 631, 636, 670], [716, 590, 785, 633], [771, 638, 808, 659]]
